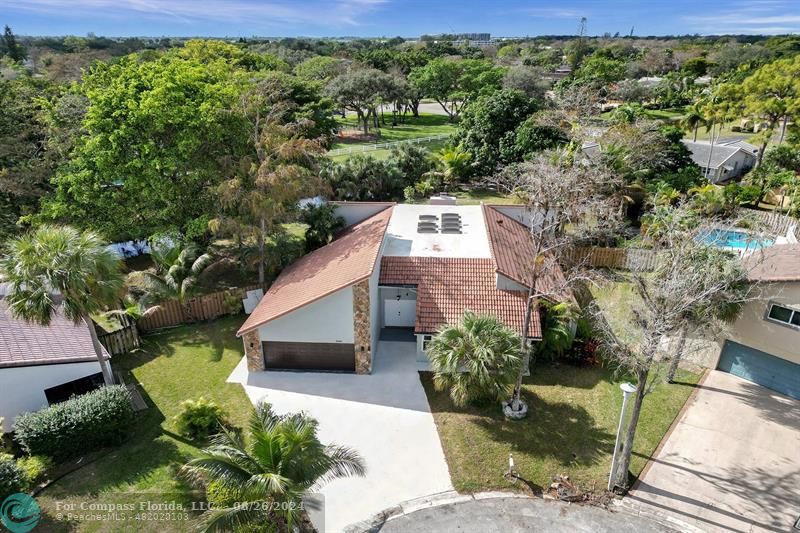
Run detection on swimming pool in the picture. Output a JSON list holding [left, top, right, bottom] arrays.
[[698, 229, 774, 250]]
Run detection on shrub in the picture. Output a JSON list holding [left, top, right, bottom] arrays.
[[174, 398, 227, 440], [17, 455, 53, 486], [0, 457, 27, 500], [14, 385, 134, 459]]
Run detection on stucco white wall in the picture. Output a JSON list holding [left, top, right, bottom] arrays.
[[724, 282, 800, 365], [332, 202, 393, 228], [0, 361, 102, 432], [258, 286, 355, 344]]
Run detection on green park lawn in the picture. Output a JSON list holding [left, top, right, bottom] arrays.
[[422, 364, 699, 494], [34, 316, 253, 532], [328, 112, 456, 156]]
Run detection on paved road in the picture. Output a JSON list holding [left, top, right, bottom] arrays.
[[375, 496, 673, 532], [625, 371, 800, 533], [229, 341, 452, 533]]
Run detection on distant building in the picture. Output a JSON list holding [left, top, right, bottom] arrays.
[[452, 33, 495, 47], [682, 139, 759, 183]]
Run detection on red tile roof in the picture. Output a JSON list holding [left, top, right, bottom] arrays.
[[379, 256, 541, 338], [0, 301, 109, 369], [745, 244, 800, 282], [238, 206, 393, 335], [482, 205, 572, 302]]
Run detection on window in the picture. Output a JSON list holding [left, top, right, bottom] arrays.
[[422, 335, 433, 352], [766, 303, 800, 329]]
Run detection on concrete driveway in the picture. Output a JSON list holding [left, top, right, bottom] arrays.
[[625, 371, 800, 533], [228, 341, 453, 532]]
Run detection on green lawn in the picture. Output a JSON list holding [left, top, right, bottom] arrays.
[[329, 112, 456, 152], [329, 138, 450, 163], [424, 274, 700, 494], [422, 364, 699, 494], [451, 189, 523, 206], [35, 316, 253, 532]]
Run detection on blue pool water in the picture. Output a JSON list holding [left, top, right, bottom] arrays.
[[698, 229, 774, 250]]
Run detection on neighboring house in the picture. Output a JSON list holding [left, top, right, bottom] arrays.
[[715, 244, 800, 400], [237, 201, 569, 374], [0, 299, 110, 432], [682, 139, 758, 183]]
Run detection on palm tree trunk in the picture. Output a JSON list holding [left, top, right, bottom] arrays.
[[692, 124, 698, 143], [86, 315, 114, 385], [611, 366, 648, 491], [704, 122, 716, 182], [258, 218, 266, 285], [666, 326, 688, 383]]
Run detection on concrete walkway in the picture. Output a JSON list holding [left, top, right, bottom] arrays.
[[228, 341, 452, 533], [362, 493, 673, 532], [625, 371, 800, 533]]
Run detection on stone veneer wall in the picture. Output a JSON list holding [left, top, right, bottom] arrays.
[[243, 329, 265, 372], [352, 279, 372, 374]]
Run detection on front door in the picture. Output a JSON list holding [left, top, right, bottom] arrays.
[[384, 299, 416, 327]]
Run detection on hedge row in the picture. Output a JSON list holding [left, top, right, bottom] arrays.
[[14, 385, 135, 459]]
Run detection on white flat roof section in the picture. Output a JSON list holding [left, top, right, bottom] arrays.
[[382, 204, 492, 258]]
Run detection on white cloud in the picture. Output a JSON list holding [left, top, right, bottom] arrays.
[[4, 0, 388, 27]]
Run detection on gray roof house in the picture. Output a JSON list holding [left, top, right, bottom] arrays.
[[0, 293, 110, 432], [682, 139, 759, 183]]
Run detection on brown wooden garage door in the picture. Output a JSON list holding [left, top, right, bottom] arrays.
[[263, 341, 355, 372]]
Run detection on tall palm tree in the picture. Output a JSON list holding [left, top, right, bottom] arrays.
[[427, 312, 522, 408], [0, 225, 123, 385], [183, 402, 365, 532], [126, 243, 215, 315], [680, 104, 706, 143]]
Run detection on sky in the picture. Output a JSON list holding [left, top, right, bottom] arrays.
[[4, 0, 800, 38]]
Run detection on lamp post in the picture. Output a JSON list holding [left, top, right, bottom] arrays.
[[608, 382, 637, 491]]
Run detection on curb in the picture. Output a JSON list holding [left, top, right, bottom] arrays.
[[612, 499, 704, 533], [342, 491, 532, 533]]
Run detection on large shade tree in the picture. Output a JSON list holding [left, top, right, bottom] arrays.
[[741, 55, 800, 154], [183, 402, 365, 532], [38, 41, 254, 240], [0, 225, 123, 385], [325, 68, 397, 135], [409, 58, 504, 120]]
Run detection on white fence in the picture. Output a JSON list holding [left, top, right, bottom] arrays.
[[328, 134, 450, 157]]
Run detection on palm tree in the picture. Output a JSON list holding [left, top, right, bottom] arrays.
[[0, 225, 123, 385], [126, 243, 215, 316], [427, 312, 522, 408], [183, 402, 365, 532], [536, 301, 579, 361], [424, 147, 472, 189], [680, 104, 706, 142]]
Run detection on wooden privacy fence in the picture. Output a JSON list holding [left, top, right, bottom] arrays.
[[136, 284, 265, 332], [564, 247, 658, 271], [96, 315, 140, 355]]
